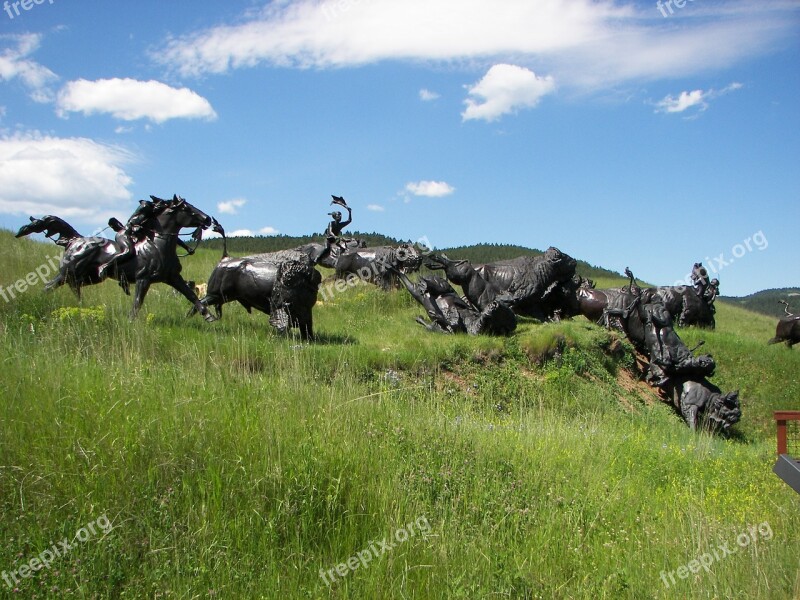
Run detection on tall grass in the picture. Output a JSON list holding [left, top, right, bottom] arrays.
[[0, 230, 798, 599]]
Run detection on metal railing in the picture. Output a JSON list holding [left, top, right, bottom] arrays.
[[775, 411, 800, 456]]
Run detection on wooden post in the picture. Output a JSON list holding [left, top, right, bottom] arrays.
[[774, 411, 800, 456]]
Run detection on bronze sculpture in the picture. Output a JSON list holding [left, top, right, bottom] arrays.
[[311, 195, 353, 266], [425, 247, 579, 321], [333, 243, 423, 290], [769, 301, 800, 347], [603, 270, 740, 431], [191, 249, 321, 340], [15, 215, 82, 247], [19, 196, 223, 321], [392, 268, 516, 335]]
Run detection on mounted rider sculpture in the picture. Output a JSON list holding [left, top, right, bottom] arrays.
[[16, 195, 224, 322]]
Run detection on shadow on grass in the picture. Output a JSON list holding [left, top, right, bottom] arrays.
[[311, 332, 358, 345]]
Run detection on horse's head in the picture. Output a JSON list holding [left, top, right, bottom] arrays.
[[424, 253, 471, 278], [16, 215, 80, 247], [158, 195, 213, 231], [16, 216, 47, 238]]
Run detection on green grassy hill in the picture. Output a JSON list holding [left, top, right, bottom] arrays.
[[0, 229, 798, 599]]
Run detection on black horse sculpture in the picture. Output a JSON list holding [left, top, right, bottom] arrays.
[[393, 269, 516, 336], [16, 215, 82, 247], [191, 249, 321, 340], [37, 196, 222, 321], [423, 253, 511, 311]]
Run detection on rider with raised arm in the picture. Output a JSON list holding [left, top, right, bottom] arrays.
[[313, 195, 353, 265]]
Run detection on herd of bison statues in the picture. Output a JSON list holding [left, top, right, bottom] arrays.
[[14, 195, 795, 433]]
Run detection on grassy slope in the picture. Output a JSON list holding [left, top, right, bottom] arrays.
[[0, 230, 798, 599]]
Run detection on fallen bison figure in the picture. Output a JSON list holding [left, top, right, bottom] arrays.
[[425, 247, 578, 321], [604, 286, 740, 432], [393, 269, 516, 335], [769, 301, 800, 348], [662, 378, 741, 432], [191, 249, 321, 340]]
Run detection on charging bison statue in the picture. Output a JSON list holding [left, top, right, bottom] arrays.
[[425, 247, 579, 321], [191, 249, 321, 340], [769, 302, 800, 348], [333, 243, 423, 290]]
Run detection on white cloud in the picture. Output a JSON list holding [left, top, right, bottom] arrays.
[[56, 78, 217, 123], [419, 89, 440, 101], [655, 82, 744, 114], [217, 198, 247, 214], [0, 34, 58, 102], [367, 204, 385, 212], [156, 1, 798, 93], [656, 89, 707, 113], [0, 131, 135, 221], [405, 181, 455, 198], [463, 64, 555, 122], [227, 227, 279, 237]]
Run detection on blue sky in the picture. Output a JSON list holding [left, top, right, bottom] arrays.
[[0, 0, 798, 295]]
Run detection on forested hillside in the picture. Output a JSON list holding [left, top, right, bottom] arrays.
[[721, 288, 800, 318]]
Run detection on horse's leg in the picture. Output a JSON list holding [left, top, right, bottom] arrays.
[[131, 279, 151, 320], [169, 276, 217, 323]]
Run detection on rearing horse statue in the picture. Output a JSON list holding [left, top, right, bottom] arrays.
[[23, 196, 223, 322]]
